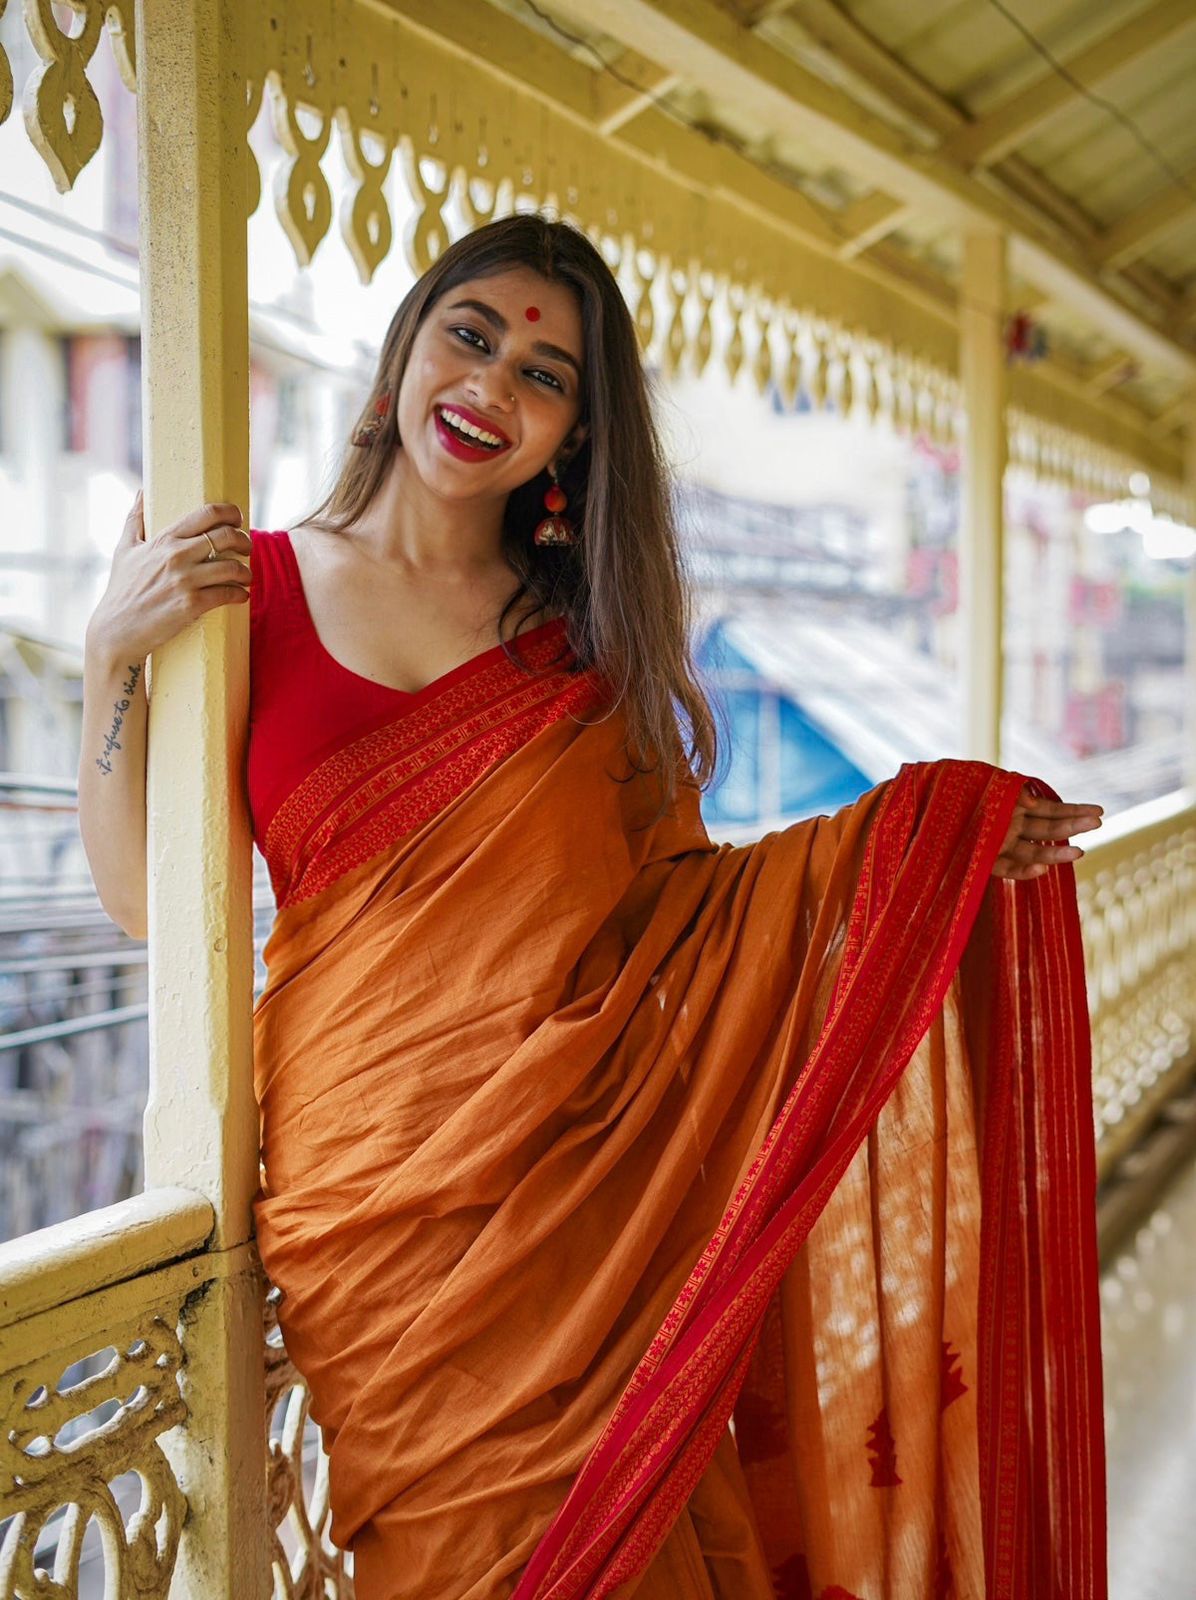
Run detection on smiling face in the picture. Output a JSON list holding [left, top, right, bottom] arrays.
[[394, 265, 588, 504]]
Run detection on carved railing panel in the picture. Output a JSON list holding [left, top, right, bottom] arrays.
[[264, 1288, 354, 1599], [0, 1258, 204, 1598], [1077, 795, 1196, 1177]]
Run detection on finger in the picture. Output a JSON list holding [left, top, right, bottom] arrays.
[[1006, 841, 1085, 866], [198, 583, 252, 608], [193, 557, 252, 587], [1020, 796, 1104, 817], [1017, 814, 1103, 841], [992, 858, 1052, 880], [186, 523, 251, 565], [170, 502, 244, 543], [119, 489, 146, 544]]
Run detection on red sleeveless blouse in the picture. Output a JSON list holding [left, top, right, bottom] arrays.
[[246, 528, 568, 862]]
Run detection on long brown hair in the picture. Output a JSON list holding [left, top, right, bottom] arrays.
[[298, 212, 716, 809]]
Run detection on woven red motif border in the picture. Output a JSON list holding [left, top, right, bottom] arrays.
[[264, 634, 603, 907]]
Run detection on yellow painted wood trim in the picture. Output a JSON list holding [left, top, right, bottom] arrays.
[[137, 0, 258, 1248], [0, 1186, 213, 1332], [1, 1240, 258, 1372], [959, 231, 1006, 765]]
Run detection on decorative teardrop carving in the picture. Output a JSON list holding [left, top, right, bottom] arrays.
[[22, 0, 135, 193], [779, 314, 802, 411], [752, 298, 774, 397], [246, 74, 265, 219], [400, 138, 451, 274], [663, 263, 690, 380], [271, 83, 334, 266], [632, 245, 656, 355], [0, 0, 14, 129], [337, 111, 394, 284], [724, 283, 746, 384]]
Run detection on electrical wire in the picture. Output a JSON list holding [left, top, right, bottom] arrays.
[[983, 0, 1196, 208]]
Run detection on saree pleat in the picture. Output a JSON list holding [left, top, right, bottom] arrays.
[[251, 656, 1105, 1600]]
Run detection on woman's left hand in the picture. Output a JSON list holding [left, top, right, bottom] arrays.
[[991, 784, 1104, 880]]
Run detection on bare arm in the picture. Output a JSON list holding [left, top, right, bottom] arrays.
[[78, 633, 150, 938], [76, 491, 252, 939]]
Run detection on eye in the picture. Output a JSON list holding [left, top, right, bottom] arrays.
[[529, 368, 564, 391], [451, 325, 486, 349]]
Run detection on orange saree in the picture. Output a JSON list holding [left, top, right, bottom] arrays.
[[251, 625, 1106, 1600]]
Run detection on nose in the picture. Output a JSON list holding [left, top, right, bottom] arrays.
[[463, 360, 516, 415]]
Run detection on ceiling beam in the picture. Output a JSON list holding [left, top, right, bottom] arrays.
[[941, 0, 1196, 169], [731, 0, 800, 25], [593, 50, 682, 134], [377, 0, 838, 252], [834, 193, 911, 258], [368, 0, 596, 108], [1084, 352, 1140, 396], [1146, 390, 1192, 437], [753, 0, 1180, 324], [1094, 166, 1196, 272], [766, 0, 962, 140], [613, 103, 840, 249], [535, 0, 1196, 378]]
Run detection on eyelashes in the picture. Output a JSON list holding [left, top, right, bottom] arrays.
[[448, 326, 564, 391]]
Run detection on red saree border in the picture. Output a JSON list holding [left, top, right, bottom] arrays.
[[279, 670, 600, 908], [512, 761, 1106, 1600], [264, 631, 603, 907], [977, 806, 1106, 1596]]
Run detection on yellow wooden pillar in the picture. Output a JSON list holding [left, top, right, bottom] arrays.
[[1186, 402, 1196, 787], [959, 232, 1008, 765], [135, 1, 269, 1592]]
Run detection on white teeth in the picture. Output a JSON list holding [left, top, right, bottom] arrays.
[[439, 407, 505, 448]]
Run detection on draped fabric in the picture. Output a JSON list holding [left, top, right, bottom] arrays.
[[250, 637, 1106, 1600]]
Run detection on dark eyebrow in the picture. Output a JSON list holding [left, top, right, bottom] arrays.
[[445, 298, 582, 379]]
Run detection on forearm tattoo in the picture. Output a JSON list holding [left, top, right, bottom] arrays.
[[94, 664, 142, 775]]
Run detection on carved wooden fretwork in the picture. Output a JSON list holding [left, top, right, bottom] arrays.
[[19, 0, 135, 192], [3, 0, 1187, 510], [0, 1294, 188, 1598], [264, 1288, 353, 1599], [0, 1, 13, 131], [1009, 408, 1195, 524]]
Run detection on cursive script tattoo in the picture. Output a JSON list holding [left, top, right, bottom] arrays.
[[94, 664, 142, 775]]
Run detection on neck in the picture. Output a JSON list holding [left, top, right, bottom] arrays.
[[350, 450, 510, 578]]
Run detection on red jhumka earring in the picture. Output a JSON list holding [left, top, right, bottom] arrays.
[[353, 390, 390, 447], [533, 463, 577, 546]]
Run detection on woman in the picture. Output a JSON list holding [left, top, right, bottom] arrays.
[[80, 213, 1106, 1598]]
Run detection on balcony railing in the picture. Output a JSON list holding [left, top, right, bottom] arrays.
[[2, 790, 1194, 1599]]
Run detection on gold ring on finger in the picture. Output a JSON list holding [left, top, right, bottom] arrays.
[[202, 531, 219, 562]]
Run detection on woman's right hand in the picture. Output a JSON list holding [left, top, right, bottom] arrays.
[[86, 491, 253, 662]]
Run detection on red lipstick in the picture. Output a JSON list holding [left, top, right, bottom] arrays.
[[433, 403, 513, 463]]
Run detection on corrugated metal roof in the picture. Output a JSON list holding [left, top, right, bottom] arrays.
[[486, 0, 1196, 448]]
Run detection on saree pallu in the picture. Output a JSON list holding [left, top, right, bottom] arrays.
[[251, 637, 1106, 1600]]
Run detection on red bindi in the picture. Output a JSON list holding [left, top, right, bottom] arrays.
[[524, 306, 541, 321]]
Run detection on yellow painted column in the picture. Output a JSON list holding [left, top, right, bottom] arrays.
[[135, 1, 269, 1592], [1186, 402, 1196, 787], [959, 232, 1008, 764]]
